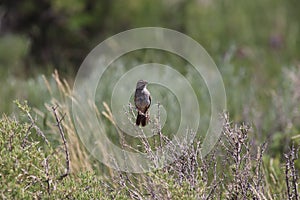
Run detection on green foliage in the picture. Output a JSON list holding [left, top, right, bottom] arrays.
[[0, 75, 51, 113], [146, 170, 207, 199], [0, 115, 49, 198], [2, 0, 299, 72], [1, 0, 300, 198], [48, 172, 112, 199], [0, 102, 111, 199], [0, 35, 28, 75], [0, 102, 299, 199]]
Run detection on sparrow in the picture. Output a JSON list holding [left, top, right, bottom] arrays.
[[134, 80, 151, 126]]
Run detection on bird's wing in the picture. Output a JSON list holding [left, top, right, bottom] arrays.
[[134, 89, 138, 108], [144, 95, 151, 113]]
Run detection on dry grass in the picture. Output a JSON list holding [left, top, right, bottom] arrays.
[[36, 70, 93, 172], [24, 70, 300, 199]]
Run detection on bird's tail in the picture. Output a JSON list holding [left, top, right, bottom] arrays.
[[136, 112, 148, 127]]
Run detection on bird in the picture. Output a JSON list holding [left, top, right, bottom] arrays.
[[134, 80, 151, 127]]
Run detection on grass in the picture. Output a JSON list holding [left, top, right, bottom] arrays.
[[1, 95, 298, 199], [1, 0, 300, 198], [1, 57, 299, 199]]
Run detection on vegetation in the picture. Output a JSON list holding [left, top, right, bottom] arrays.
[[0, 99, 298, 199], [0, 0, 299, 199]]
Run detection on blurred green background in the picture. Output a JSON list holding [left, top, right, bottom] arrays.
[[1, 0, 300, 152]]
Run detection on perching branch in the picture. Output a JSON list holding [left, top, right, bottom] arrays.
[[52, 105, 70, 179]]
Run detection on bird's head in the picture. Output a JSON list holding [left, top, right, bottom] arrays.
[[136, 80, 148, 89]]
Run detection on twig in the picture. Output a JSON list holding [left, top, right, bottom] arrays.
[[285, 144, 299, 200], [26, 112, 49, 145], [43, 157, 51, 194], [22, 121, 34, 148], [52, 105, 70, 179], [285, 156, 292, 200], [254, 141, 267, 194], [157, 102, 163, 149], [290, 144, 299, 200]]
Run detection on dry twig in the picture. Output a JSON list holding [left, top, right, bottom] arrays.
[[52, 105, 70, 179]]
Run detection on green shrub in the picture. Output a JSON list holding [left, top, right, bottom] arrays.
[[1, 101, 299, 199], [0, 115, 51, 198], [0, 102, 113, 199]]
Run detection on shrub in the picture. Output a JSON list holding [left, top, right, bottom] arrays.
[[0, 114, 52, 198]]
